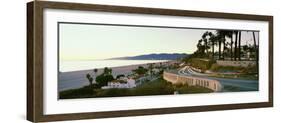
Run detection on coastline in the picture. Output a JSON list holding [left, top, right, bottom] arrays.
[[59, 61, 177, 92]]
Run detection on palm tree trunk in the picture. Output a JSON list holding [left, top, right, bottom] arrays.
[[238, 31, 241, 61], [222, 35, 225, 60], [230, 32, 233, 60], [218, 40, 221, 59], [204, 39, 208, 55], [234, 31, 238, 61], [212, 41, 215, 59]]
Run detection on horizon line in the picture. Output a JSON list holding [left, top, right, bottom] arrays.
[[60, 52, 190, 61]]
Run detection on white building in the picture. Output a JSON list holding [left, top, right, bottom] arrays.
[[101, 78, 136, 89], [127, 78, 136, 88]]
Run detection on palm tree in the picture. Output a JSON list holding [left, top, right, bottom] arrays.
[[216, 30, 229, 60], [224, 31, 233, 60], [202, 31, 209, 54], [238, 31, 242, 61], [208, 33, 217, 59], [222, 37, 226, 60], [218, 36, 222, 59], [229, 31, 234, 60], [217, 30, 235, 60], [234, 31, 238, 61], [104, 67, 109, 74], [108, 69, 112, 75], [252, 31, 259, 73], [94, 68, 98, 75], [93, 68, 98, 83], [203, 38, 208, 54], [103, 67, 112, 75], [86, 73, 93, 86], [196, 39, 206, 57]]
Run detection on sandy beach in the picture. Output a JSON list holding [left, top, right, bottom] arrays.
[[59, 61, 176, 92]]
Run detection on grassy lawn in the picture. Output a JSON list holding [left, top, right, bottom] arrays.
[[223, 85, 242, 91], [176, 85, 213, 94], [222, 84, 258, 92], [208, 73, 258, 80], [59, 78, 213, 99]]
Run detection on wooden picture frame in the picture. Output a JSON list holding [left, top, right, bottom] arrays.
[[27, 1, 273, 122]]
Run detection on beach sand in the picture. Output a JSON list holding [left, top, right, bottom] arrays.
[[59, 61, 176, 92]]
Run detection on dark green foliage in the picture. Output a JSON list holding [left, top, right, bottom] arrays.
[[210, 64, 243, 73], [176, 85, 213, 94], [59, 78, 214, 99], [95, 74, 114, 87], [103, 67, 112, 75], [132, 79, 174, 96], [133, 66, 148, 75], [59, 85, 96, 99], [190, 30, 258, 63], [187, 58, 215, 71], [95, 88, 132, 97], [210, 64, 257, 74], [92, 78, 175, 97], [158, 69, 164, 75], [116, 74, 125, 79]]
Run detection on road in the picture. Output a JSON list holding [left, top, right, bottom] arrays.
[[178, 66, 258, 92]]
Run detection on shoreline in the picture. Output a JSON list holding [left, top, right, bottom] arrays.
[[59, 60, 177, 92]]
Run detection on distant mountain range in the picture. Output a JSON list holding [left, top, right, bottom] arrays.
[[108, 53, 189, 60]]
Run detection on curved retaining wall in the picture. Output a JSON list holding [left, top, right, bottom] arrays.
[[163, 71, 222, 92]]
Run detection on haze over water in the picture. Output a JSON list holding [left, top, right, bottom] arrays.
[[60, 60, 169, 72]]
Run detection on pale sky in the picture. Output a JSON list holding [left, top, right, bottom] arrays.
[[59, 23, 258, 61]]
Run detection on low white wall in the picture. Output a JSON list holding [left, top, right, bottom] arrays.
[[216, 60, 256, 67], [163, 71, 222, 92]]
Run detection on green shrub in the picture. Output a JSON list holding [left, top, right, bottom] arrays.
[[116, 74, 125, 79], [176, 85, 213, 94], [133, 66, 148, 75], [132, 79, 174, 95], [95, 74, 114, 87], [210, 63, 257, 73], [188, 58, 215, 71], [59, 85, 94, 99]]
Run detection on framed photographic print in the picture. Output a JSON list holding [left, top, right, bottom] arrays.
[[27, 1, 273, 122]]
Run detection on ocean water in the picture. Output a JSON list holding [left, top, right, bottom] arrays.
[[60, 60, 169, 72]]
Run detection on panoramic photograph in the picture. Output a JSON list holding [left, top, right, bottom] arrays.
[[58, 22, 259, 99]]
